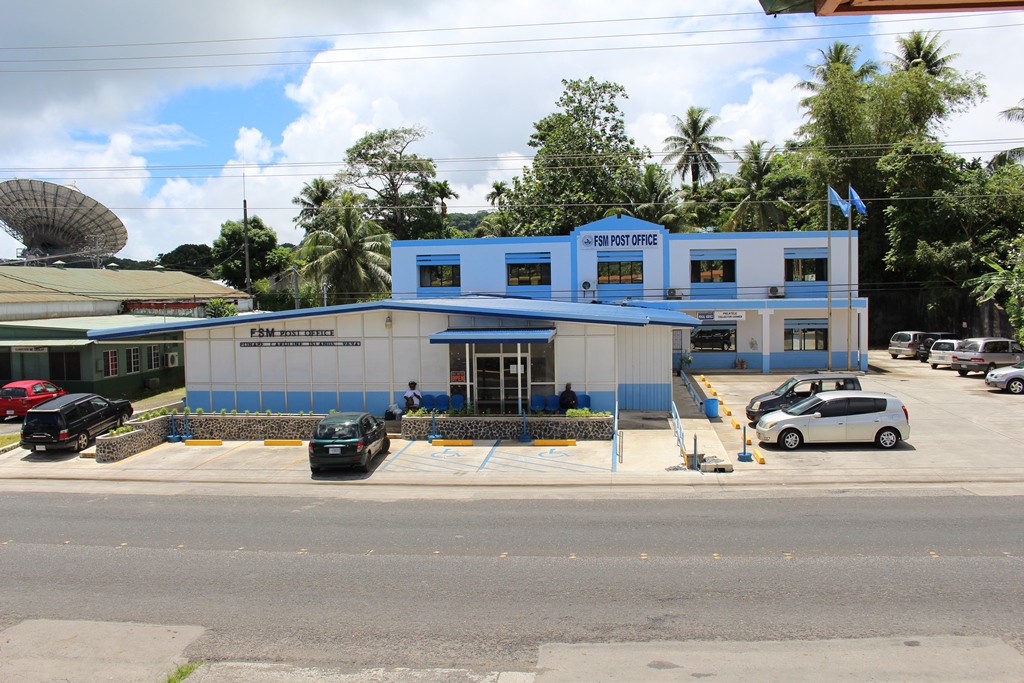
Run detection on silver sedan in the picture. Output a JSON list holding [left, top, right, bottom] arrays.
[[756, 390, 910, 450], [985, 361, 1024, 394]]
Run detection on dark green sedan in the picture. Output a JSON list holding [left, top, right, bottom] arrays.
[[308, 412, 390, 474]]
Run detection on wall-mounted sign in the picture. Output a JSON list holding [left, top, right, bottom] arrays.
[[450, 370, 466, 383], [249, 327, 335, 338], [696, 311, 746, 321], [578, 231, 660, 250], [11, 346, 48, 353], [239, 340, 361, 348]]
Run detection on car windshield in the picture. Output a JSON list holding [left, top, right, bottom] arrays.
[[783, 396, 824, 416], [891, 333, 910, 342], [24, 412, 61, 428], [1012, 360, 1024, 369], [933, 342, 953, 351], [772, 378, 799, 396], [1, 387, 27, 398], [315, 423, 359, 439], [959, 341, 980, 352]]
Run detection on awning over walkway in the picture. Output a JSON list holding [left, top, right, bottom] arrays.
[[428, 328, 556, 345]]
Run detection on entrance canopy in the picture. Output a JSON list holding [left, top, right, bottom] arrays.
[[429, 328, 556, 345]]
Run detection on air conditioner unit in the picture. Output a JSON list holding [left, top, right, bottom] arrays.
[[146, 377, 160, 390], [666, 288, 684, 300], [768, 285, 785, 298], [164, 352, 179, 367]]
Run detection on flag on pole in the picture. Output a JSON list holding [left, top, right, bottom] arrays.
[[849, 186, 867, 215], [828, 186, 850, 217]]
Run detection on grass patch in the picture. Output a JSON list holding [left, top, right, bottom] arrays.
[[0, 433, 21, 449], [165, 662, 204, 683]]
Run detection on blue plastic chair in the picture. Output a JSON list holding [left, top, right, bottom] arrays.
[[530, 395, 546, 413], [450, 394, 465, 411], [420, 394, 435, 411], [434, 394, 450, 411], [544, 394, 561, 413], [577, 393, 591, 410]]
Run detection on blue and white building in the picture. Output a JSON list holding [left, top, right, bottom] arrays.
[[87, 216, 865, 415]]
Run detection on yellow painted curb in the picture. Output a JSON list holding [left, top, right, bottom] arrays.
[[746, 437, 752, 445], [431, 439, 473, 446], [753, 448, 765, 464], [723, 407, 732, 416], [731, 418, 740, 429], [710, 389, 717, 397], [699, 375, 705, 381], [535, 439, 576, 447], [185, 439, 222, 446], [264, 439, 303, 446]]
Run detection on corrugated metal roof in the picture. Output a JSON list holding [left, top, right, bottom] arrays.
[[429, 329, 557, 345], [87, 296, 701, 341], [0, 266, 249, 305], [0, 313, 198, 332]]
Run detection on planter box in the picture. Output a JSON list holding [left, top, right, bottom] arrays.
[[400, 415, 614, 441], [96, 415, 170, 463]]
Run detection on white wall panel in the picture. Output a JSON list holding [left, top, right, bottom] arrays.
[[337, 346, 364, 383], [585, 336, 616, 383], [364, 339, 390, 383], [419, 313, 447, 335], [337, 314, 363, 338], [210, 340, 236, 383], [556, 337, 586, 384], [419, 339, 448, 385], [286, 348, 312, 384], [393, 338, 421, 386], [363, 311, 390, 338], [392, 311, 419, 337], [260, 347, 286, 383], [185, 339, 211, 383], [236, 352, 261, 383], [310, 347, 339, 382], [210, 327, 233, 339]]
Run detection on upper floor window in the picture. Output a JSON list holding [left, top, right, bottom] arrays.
[[597, 261, 643, 284], [417, 254, 460, 288], [784, 248, 829, 282], [690, 249, 736, 284], [507, 263, 551, 286]]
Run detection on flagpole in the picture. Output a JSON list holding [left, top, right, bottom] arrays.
[[847, 186, 853, 372], [826, 188, 832, 371]]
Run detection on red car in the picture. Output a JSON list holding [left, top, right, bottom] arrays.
[[0, 380, 66, 418]]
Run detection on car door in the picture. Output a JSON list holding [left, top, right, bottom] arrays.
[[805, 397, 849, 443], [360, 416, 379, 453], [845, 397, 887, 442], [87, 397, 116, 434], [28, 383, 49, 409], [1012, 342, 1024, 364]]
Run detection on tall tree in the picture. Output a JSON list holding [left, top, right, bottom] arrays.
[[798, 41, 878, 105], [156, 243, 215, 278], [989, 98, 1024, 169], [505, 77, 647, 235], [210, 216, 286, 291], [486, 181, 509, 209], [722, 141, 792, 232], [291, 177, 339, 234], [662, 106, 731, 191], [335, 127, 436, 240], [887, 30, 958, 76], [298, 191, 391, 302], [607, 163, 681, 227]]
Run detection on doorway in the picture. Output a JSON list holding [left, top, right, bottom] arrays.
[[474, 353, 529, 415]]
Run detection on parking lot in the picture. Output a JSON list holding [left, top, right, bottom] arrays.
[[700, 349, 1024, 477]]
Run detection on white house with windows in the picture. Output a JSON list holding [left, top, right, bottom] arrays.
[[391, 215, 868, 374]]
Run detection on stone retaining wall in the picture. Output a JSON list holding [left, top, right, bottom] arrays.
[[400, 415, 613, 441], [95, 415, 171, 463]]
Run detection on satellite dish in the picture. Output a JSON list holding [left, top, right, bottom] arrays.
[[582, 281, 592, 290]]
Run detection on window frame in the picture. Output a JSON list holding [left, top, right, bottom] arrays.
[[690, 259, 736, 284], [785, 257, 828, 282], [418, 264, 461, 288], [597, 260, 643, 285], [146, 345, 162, 371], [506, 262, 551, 287], [102, 350, 118, 377], [126, 347, 141, 374]]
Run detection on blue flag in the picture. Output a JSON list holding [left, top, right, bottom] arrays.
[[828, 186, 850, 218], [849, 185, 867, 215]]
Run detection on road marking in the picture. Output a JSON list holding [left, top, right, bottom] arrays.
[[365, 549, 374, 556], [930, 551, 940, 558], [119, 543, 127, 547], [63, 540, 70, 544], [712, 553, 720, 560], [783, 552, 793, 559], [190, 441, 251, 470], [433, 550, 441, 555], [298, 548, 307, 555], [640, 553, 649, 561], [569, 554, 577, 561], [500, 552, 508, 558]]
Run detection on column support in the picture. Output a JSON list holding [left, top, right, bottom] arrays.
[[759, 308, 773, 374]]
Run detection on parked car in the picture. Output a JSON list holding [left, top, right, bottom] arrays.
[[745, 373, 861, 423], [0, 380, 66, 418], [888, 331, 927, 359], [20, 393, 133, 452], [950, 338, 1024, 376], [915, 332, 960, 362], [308, 412, 390, 474], [755, 390, 910, 451], [927, 339, 962, 369], [985, 361, 1024, 395]]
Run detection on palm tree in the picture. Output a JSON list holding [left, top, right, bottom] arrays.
[[722, 141, 791, 232], [798, 41, 878, 106], [662, 106, 731, 191], [429, 180, 459, 218], [299, 191, 391, 302], [989, 98, 1024, 169], [604, 164, 678, 225], [485, 181, 509, 209], [473, 211, 519, 238], [291, 177, 339, 233], [887, 30, 958, 77]]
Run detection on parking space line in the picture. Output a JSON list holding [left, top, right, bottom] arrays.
[[381, 451, 480, 472], [190, 441, 251, 470], [482, 450, 610, 473], [477, 440, 501, 471], [374, 440, 416, 472]]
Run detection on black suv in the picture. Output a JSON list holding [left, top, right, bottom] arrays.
[[21, 393, 133, 452]]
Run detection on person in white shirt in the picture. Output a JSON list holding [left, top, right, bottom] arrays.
[[403, 381, 422, 413]]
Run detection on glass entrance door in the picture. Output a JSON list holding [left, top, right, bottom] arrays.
[[474, 352, 530, 415]]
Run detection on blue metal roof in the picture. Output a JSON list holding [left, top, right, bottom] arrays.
[[86, 296, 700, 341], [429, 328, 556, 345]]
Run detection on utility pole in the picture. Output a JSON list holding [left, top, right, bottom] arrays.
[[242, 173, 252, 296]]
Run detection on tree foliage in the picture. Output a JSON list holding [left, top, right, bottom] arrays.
[[210, 216, 284, 291], [156, 243, 215, 278]]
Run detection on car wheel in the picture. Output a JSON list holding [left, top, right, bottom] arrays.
[[957, 369, 969, 377], [779, 429, 802, 451], [890, 354, 898, 359], [1008, 378, 1024, 395], [930, 363, 937, 369], [875, 427, 900, 449], [381, 436, 391, 454], [116, 414, 125, 427], [75, 432, 89, 452], [986, 363, 997, 375]]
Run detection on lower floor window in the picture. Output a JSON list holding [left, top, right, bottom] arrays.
[[103, 350, 118, 377], [690, 326, 736, 352], [48, 351, 82, 381], [785, 326, 828, 351]]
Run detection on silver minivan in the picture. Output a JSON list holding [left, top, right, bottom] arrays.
[[888, 331, 927, 359], [950, 337, 1024, 376], [927, 339, 962, 369]]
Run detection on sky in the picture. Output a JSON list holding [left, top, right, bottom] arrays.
[[0, 0, 1022, 263]]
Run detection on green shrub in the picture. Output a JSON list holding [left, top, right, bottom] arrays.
[[184, 407, 191, 415], [266, 409, 272, 416], [220, 408, 227, 415], [231, 409, 237, 415], [159, 407, 169, 416], [196, 408, 204, 415], [565, 408, 611, 418]]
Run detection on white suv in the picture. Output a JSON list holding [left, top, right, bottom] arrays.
[[756, 390, 909, 450], [927, 339, 961, 369]]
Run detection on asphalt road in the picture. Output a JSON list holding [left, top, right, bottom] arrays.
[[1, 492, 1022, 671]]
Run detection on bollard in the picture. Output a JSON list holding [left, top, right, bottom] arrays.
[[692, 434, 699, 471], [181, 411, 193, 441], [518, 412, 532, 443], [427, 411, 442, 441], [167, 414, 180, 443], [737, 426, 753, 462]]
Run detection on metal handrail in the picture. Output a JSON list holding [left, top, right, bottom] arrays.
[[612, 400, 620, 470], [670, 401, 685, 448], [680, 371, 703, 408]]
